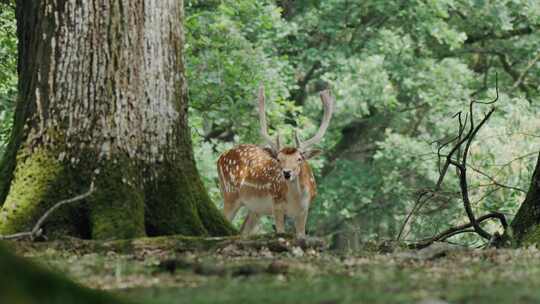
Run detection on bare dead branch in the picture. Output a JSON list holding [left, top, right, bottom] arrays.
[[398, 109, 469, 241], [410, 212, 508, 249], [493, 151, 540, 171], [472, 186, 503, 206], [0, 183, 96, 241], [468, 165, 526, 193], [396, 191, 432, 240], [401, 74, 508, 245]]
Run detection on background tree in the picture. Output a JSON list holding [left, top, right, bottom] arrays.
[[511, 153, 540, 245], [0, 0, 234, 239]]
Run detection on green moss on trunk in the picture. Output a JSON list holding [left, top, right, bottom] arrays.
[[89, 156, 146, 240], [144, 160, 235, 237], [194, 177, 237, 236], [0, 149, 148, 240], [510, 153, 540, 246], [0, 148, 82, 236]]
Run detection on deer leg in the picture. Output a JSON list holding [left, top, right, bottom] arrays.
[[223, 196, 242, 222], [294, 209, 308, 238], [272, 201, 286, 234], [240, 211, 261, 235]]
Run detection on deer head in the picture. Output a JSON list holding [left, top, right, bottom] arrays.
[[258, 85, 334, 181]]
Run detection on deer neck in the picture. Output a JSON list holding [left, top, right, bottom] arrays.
[[286, 167, 309, 204]]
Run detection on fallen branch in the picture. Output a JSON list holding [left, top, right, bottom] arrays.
[[0, 183, 96, 241], [410, 212, 508, 249]]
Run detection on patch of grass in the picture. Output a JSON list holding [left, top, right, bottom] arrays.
[[13, 238, 540, 304], [124, 268, 540, 304]]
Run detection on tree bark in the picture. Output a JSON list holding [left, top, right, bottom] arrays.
[[0, 0, 235, 239], [510, 152, 540, 245]]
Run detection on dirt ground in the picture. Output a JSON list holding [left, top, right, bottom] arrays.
[[10, 235, 540, 304]]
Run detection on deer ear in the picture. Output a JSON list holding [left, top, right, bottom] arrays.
[[302, 149, 322, 160]]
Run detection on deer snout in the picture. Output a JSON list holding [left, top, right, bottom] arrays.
[[283, 170, 292, 180]]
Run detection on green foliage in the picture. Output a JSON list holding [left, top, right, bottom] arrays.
[[186, 0, 295, 144], [0, 3, 16, 153], [186, 0, 540, 244]]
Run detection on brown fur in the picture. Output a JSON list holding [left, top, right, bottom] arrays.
[[280, 147, 299, 155], [217, 144, 318, 236], [217, 144, 288, 201]]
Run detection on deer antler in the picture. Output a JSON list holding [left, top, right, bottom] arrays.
[[294, 130, 302, 148], [258, 84, 280, 151], [297, 90, 334, 150]]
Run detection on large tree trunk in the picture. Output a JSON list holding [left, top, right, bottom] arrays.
[[510, 153, 540, 245], [0, 0, 234, 239]]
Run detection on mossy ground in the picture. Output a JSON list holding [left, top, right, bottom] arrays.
[[8, 236, 540, 304]]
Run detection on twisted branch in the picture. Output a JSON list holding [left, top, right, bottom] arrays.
[[403, 74, 508, 247]]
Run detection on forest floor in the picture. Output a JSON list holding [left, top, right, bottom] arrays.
[[10, 235, 540, 304]]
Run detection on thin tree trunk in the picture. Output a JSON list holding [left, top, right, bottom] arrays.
[[510, 152, 540, 245], [0, 0, 234, 239]]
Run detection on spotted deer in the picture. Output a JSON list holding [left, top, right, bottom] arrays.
[[217, 85, 334, 237]]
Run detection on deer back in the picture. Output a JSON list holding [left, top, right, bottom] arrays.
[[217, 144, 287, 200]]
